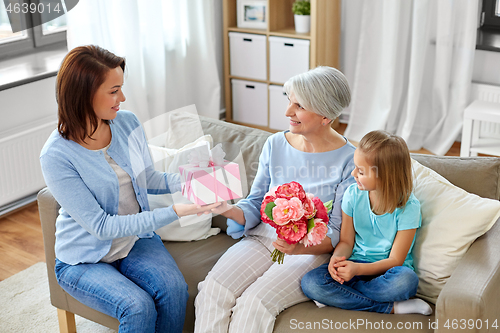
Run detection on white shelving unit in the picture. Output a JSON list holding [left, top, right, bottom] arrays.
[[222, 0, 341, 132]]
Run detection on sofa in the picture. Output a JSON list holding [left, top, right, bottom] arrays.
[[38, 112, 500, 333]]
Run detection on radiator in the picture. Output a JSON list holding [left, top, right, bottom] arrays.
[[0, 118, 56, 210], [471, 82, 500, 139]]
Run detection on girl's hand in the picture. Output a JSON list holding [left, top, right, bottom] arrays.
[[173, 202, 222, 217], [334, 260, 359, 283], [328, 256, 346, 283], [272, 238, 301, 255]]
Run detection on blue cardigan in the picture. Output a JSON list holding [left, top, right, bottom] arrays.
[[40, 111, 181, 265]]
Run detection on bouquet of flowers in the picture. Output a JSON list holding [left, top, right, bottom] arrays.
[[260, 181, 332, 264]]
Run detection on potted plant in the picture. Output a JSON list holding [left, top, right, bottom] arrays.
[[292, 0, 311, 33]]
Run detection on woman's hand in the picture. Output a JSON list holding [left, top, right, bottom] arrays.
[[173, 202, 222, 218], [334, 260, 359, 283], [273, 238, 298, 255], [210, 200, 231, 215], [210, 202, 246, 225]]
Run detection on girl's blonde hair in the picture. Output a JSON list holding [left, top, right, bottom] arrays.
[[358, 130, 413, 214]]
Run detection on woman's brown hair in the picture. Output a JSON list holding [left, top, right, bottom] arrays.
[[56, 45, 125, 143], [358, 130, 413, 214]]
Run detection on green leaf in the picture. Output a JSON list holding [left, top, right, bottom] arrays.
[[265, 202, 276, 220], [292, 0, 310, 15], [324, 200, 333, 213], [307, 218, 315, 233]]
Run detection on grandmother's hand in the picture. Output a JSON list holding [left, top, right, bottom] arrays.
[[210, 200, 231, 215], [272, 238, 302, 255], [173, 202, 222, 217]]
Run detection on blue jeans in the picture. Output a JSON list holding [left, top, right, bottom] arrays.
[[55, 234, 188, 333], [301, 263, 419, 314]]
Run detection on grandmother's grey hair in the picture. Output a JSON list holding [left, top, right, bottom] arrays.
[[283, 66, 351, 121]]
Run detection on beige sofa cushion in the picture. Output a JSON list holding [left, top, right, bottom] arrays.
[[411, 159, 500, 303], [165, 234, 239, 332], [410, 154, 500, 200], [274, 300, 434, 333], [199, 115, 273, 190]]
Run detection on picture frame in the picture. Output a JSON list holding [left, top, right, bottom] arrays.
[[237, 0, 268, 30]]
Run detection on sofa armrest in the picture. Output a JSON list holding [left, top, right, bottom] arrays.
[[37, 187, 60, 278], [435, 218, 500, 332]]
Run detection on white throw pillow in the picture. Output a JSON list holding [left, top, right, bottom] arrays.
[[149, 134, 213, 172], [411, 159, 500, 304], [148, 134, 220, 241]]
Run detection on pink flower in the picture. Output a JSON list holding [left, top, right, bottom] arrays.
[[301, 220, 328, 247], [277, 218, 308, 244], [272, 197, 305, 225], [260, 194, 279, 228], [264, 186, 279, 200], [259, 181, 331, 264], [276, 181, 306, 202], [312, 197, 328, 222], [303, 193, 317, 219]]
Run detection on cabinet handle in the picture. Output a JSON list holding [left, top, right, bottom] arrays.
[[246, 85, 255, 89], [243, 38, 253, 42], [283, 92, 287, 96], [284, 43, 294, 47]]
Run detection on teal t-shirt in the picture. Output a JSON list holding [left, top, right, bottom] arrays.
[[341, 184, 421, 270]]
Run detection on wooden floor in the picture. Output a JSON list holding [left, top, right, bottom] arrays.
[[0, 202, 45, 281], [0, 123, 463, 281]]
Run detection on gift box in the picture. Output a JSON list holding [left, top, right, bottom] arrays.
[[179, 161, 243, 205]]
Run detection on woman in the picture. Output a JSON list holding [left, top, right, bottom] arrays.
[[195, 66, 356, 333], [40, 45, 220, 333]]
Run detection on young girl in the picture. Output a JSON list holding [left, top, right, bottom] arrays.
[[301, 130, 432, 315]]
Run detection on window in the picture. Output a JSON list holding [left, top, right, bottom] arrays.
[[0, 0, 67, 59], [481, 0, 500, 29]]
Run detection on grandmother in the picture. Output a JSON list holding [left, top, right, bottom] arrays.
[[194, 66, 357, 333]]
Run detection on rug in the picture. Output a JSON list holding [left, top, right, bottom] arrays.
[[0, 262, 115, 333]]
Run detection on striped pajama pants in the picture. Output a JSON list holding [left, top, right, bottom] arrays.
[[194, 222, 330, 333]]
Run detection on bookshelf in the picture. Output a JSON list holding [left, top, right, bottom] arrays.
[[222, 0, 341, 130]]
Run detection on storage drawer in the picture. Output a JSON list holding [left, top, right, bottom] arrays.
[[269, 85, 290, 131], [229, 32, 267, 81], [269, 36, 310, 84], [231, 79, 268, 127]]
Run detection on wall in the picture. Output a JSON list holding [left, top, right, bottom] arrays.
[[473, 50, 500, 86], [0, 77, 58, 210], [0, 77, 57, 136]]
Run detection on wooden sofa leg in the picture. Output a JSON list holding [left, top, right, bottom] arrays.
[[57, 308, 76, 333]]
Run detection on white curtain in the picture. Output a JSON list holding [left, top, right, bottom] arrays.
[[343, 0, 478, 155], [66, 0, 222, 122]]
